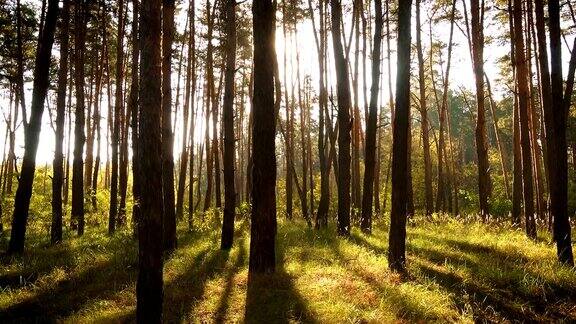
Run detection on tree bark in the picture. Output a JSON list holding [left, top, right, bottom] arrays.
[[513, 0, 536, 239], [221, 0, 237, 250], [416, 0, 433, 217], [249, 0, 277, 274], [109, 0, 126, 234], [388, 0, 412, 273], [360, 0, 382, 233], [136, 0, 164, 318], [330, 0, 352, 236], [162, 0, 177, 253], [547, 0, 574, 265], [471, 0, 491, 220], [8, 0, 59, 254], [72, 0, 87, 236], [51, 0, 70, 245], [129, 0, 140, 235], [176, 4, 194, 220]]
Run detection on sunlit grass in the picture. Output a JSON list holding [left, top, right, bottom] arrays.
[[1, 214, 575, 322]]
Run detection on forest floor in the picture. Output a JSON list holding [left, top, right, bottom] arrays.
[[1, 215, 575, 323]]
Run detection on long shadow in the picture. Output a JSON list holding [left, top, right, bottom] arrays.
[[328, 237, 449, 321], [163, 220, 249, 322], [163, 245, 230, 322], [214, 238, 247, 324], [0, 227, 211, 323], [0, 243, 138, 323], [348, 229, 576, 322], [244, 234, 318, 323], [414, 260, 543, 322], [410, 232, 533, 265], [0, 246, 75, 289]]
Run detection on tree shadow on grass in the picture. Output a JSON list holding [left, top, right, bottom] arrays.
[[213, 238, 247, 324], [327, 237, 450, 321], [347, 229, 576, 322], [163, 220, 249, 322], [0, 243, 138, 323], [244, 235, 318, 324]]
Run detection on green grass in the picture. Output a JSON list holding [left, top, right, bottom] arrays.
[[1, 215, 575, 323]]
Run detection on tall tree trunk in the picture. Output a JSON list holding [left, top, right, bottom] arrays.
[[221, 0, 237, 250], [331, 0, 352, 236], [513, 0, 537, 239], [547, 0, 574, 265], [309, 0, 329, 229], [136, 0, 164, 317], [388, 0, 412, 272], [249, 0, 277, 274], [51, 0, 70, 244], [162, 0, 177, 252], [109, 0, 126, 233], [471, 0, 491, 220], [434, 3, 455, 213], [360, 0, 382, 233], [485, 75, 510, 199], [187, 0, 197, 229], [416, 0, 433, 217], [351, 0, 361, 215], [176, 5, 194, 220], [203, 0, 215, 212], [64, 68, 73, 206], [72, 0, 87, 236], [281, 0, 293, 221], [8, 0, 59, 254], [129, 0, 140, 235]]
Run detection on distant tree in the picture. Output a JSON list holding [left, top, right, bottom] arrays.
[[415, 0, 433, 217], [109, 0, 126, 234], [136, 0, 164, 319], [249, 0, 277, 274], [512, 0, 536, 239], [388, 0, 412, 273], [330, 0, 351, 236], [129, 0, 140, 235], [470, 0, 491, 221], [360, 0, 382, 233], [162, 0, 177, 253], [8, 0, 59, 254], [221, 0, 237, 250], [51, 0, 70, 244]]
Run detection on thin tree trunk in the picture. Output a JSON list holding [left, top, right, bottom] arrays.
[[51, 0, 70, 244], [109, 0, 126, 233], [416, 0, 433, 217], [221, 0, 236, 250], [8, 0, 59, 254], [360, 0, 382, 233], [513, 0, 536, 239], [331, 0, 352, 236], [129, 0, 140, 236], [471, 0, 491, 220], [162, 0, 177, 252], [176, 5, 193, 220], [72, 0, 87, 236]]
